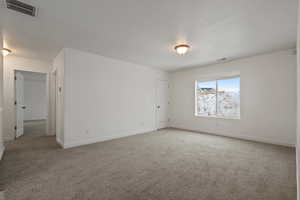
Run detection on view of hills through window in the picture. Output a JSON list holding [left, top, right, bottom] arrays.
[[196, 77, 240, 118]]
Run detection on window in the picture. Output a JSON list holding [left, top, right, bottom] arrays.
[[195, 76, 240, 119]]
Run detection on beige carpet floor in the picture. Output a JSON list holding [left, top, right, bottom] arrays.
[[0, 128, 296, 200]]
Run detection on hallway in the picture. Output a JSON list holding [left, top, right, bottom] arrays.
[[24, 120, 46, 137]]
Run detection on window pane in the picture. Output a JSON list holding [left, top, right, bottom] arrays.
[[217, 77, 240, 118], [196, 80, 216, 116]]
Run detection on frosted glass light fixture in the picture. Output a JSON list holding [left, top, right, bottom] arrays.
[[174, 44, 190, 55], [2, 48, 12, 56]]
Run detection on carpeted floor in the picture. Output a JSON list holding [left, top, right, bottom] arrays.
[[0, 128, 296, 200]]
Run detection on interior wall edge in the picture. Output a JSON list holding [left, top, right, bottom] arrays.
[[171, 48, 296, 73]]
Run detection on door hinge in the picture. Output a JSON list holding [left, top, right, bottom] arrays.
[[14, 101, 17, 105], [14, 126, 17, 130], [14, 76, 17, 80]]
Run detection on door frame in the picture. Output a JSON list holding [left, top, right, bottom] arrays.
[[49, 69, 57, 136], [13, 69, 50, 138], [53, 70, 57, 136]]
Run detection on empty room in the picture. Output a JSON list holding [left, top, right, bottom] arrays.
[[1, 0, 300, 200]]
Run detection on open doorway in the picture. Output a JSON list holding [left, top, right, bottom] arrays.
[[15, 70, 48, 138]]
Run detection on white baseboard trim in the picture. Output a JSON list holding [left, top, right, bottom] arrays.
[[56, 137, 64, 148], [170, 127, 295, 147], [63, 128, 156, 149]]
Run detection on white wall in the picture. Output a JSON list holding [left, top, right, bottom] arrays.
[[0, 33, 4, 160], [54, 48, 168, 148], [170, 50, 297, 146], [3, 56, 51, 140], [23, 75, 47, 121], [296, 2, 300, 199]]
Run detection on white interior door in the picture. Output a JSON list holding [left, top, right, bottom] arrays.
[[15, 72, 25, 138], [156, 80, 169, 129]]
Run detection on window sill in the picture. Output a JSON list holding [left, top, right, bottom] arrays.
[[194, 114, 240, 120]]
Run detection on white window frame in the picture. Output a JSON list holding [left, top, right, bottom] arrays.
[[195, 75, 240, 120]]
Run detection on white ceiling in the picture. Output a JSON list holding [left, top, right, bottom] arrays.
[[1, 0, 298, 71]]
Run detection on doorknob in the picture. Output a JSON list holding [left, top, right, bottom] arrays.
[[157, 105, 160, 109], [21, 105, 26, 109]]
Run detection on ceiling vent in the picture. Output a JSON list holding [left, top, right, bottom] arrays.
[[6, 0, 37, 17]]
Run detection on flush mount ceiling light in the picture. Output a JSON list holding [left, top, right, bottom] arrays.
[[174, 44, 190, 55], [2, 48, 12, 56]]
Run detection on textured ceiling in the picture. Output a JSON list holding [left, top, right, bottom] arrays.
[[1, 0, 298, 71]]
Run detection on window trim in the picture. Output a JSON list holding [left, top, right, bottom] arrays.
[[194, 76, 241, 120]]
